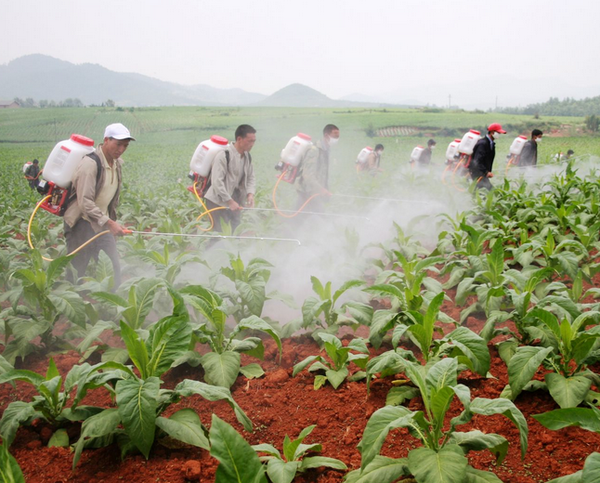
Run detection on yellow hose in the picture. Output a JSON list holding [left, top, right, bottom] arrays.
[[272, 171, 320, 218], [27, 195, 111, 262], [442, 163, 452, 185], [505, 154, 516, 175], [191, 181, 226, 231]]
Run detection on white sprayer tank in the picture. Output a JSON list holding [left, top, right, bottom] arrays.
[[42, 134, 95, 189], [509, 135, 528, 155], [281, 133, 312, 167], [410, 146, 424, 163], [356, 146, 373, 164], [190, 135, 229, 177], [458, 130, 481, 155], [446, 139, 462, 162]]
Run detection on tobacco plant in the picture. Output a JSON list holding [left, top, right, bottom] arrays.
[[293, 333, 369, 389], [301, 276, 369, 338], [0, 251, 87, 363], [252, 424, 347, 483], [348, 357, 528, 483], [0, 442, 25, 483], [502, 307, 600, 408], [176, 284, 282, 388], [71, 290, 252, 467]]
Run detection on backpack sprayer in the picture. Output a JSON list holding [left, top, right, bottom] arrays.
[[409, 145, 425, 171], [355, 146, 373, 173], [274, 133, 312, 183], [451, 129, 481, 192], [36, 134, 96, 215], [505, 135, 528, 174], [442, 138, 462, 184]]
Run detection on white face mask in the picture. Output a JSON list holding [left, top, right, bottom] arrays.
[[492, 132, 501, 140], [535, 137, 542, 144], [430, 145, 436, 150], [328, 136, 339, 146], [376, 150, 383, 155]]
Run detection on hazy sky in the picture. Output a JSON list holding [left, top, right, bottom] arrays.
[[2, 0, 599, 107]]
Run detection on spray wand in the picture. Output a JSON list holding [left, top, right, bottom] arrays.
[[332, 193, 432, 205], [124, 230, 301, 245]]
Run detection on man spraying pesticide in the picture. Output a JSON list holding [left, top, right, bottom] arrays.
[[31, 124, 133, 287], [468, 123, 506, 190]]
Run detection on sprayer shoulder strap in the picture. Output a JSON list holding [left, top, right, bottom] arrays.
[[86, 152, 103, 186]]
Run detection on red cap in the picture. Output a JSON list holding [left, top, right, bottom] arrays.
[[488, 123, 506, 134], [71, 134, 94, 147], [297, 133, 312, 141], [210, 135, 228, 145]]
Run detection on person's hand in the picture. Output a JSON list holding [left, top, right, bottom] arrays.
[[227, 199, 242, 211], [106, 219, 127, 236], [246, 193, 255, 208], [487, 172, 494, 178]]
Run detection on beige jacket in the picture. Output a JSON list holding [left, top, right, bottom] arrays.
[[63, 146, 123, 232], [204, 144, 255, 206], [296, 140, 329, 195]]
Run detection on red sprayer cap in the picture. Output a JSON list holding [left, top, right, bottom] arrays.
[[297, 133, 312, 141], [469, 130, 481, 135], [519, 135, 527, 139], [454, 139, 462, 143], [366, 146, 373, 151], [210, 135, 229, 145], [71, 134, 94, 147]]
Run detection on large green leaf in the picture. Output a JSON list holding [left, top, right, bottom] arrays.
[[300, 456, 347, 471], [581, 452, 600, 482], [156, 408, 209, 450], [48, 291, 87, 327], [119, 320, 149, 379], [0, 442, 25, 483], [174, 379, 252, 431], [358, 405, 414, 469], [146, 312, 191, 378], [445, 327, 490, 376], [0, 402, 40, 446], [209, 414, 267, 483], [426, 357, 458, 394], [464, 466, 503, 482], [326, 367, 348, 389], [265, 459, 298, 483], [116, 377, 159, 459], [72, 408, 121, 469], [201, 351, 241, 388], [448, 430, 508, 463], [407, 446, 468, 483], [344, 455, 409, 483], [546, 373, 592, 408], [235, 315, 282, 359], [533, 407, 600, 433], [507, 346, 553, 398], [470, 398, 528, 458], [123, 278, 164, 329]]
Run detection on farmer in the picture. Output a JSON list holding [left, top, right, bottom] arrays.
[[24, 159, 41, 189], [365, 144, 384, 174], [63, 123, 133, 288], [519, 129, 543, 167], [295, 124, 340, 210], [204, 124, 256, 231], [468, 123, 506, 190], [418, 139, 436, 167]]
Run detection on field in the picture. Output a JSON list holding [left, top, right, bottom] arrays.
[[1, 106, 600, 483]]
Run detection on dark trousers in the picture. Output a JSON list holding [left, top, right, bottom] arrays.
[[64, 219, 121, 287], [469, 169, 493, 190], [204, 199, 241, 232]]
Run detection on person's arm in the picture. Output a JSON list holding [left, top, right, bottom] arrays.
[[245, 156, 255, 207]]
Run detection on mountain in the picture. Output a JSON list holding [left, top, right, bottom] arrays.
[[0, 54, 267, 106], [258, 83, 338, 107]]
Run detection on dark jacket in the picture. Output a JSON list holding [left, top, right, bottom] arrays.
[[469, 135, 495, 175], [519, 140, 537, 166], [419, 148, 432, 165]]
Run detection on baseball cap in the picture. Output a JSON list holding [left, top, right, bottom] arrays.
[[104, 123, 136, 141], [488, 123, 506, 134]]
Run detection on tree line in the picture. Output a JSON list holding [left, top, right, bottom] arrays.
[[12, 98, 116, 108]]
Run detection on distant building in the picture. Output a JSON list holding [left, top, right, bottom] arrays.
[[0, 100, 21, 109]]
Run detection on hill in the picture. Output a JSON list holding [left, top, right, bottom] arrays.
[[0, 54, 267, 107]]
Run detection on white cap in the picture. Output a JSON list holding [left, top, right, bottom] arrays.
[[104, 123, 136, 141]]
